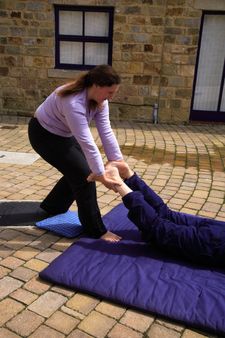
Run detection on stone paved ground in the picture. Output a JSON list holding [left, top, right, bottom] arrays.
[[0, 119, 225, 338]]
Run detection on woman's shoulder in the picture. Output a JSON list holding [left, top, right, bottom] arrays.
[[60, 89, 86, 103], [60, 91, 87, 116], [69, 90, 87, 109]]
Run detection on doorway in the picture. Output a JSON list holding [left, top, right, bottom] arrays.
[[190, 11, 225, 122]]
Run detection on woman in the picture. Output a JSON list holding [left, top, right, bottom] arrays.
[[28, 65, 124, 242], [89, 162, 225, 266]]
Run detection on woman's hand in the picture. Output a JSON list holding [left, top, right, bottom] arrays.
[[100, 231, 121, 242], [87, 171, 122, 191]]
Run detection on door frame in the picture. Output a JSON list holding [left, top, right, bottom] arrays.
[[190, 11, 225, 122]]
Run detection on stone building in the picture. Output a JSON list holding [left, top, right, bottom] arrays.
[[0, 0, 224, 123]]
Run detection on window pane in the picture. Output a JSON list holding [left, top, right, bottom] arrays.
[[60, 41, 83, 64], [85, 43, 108, 65], [85, 12, 109, 36], [193, 15, 225, 111], [59, 11, 82, 35]]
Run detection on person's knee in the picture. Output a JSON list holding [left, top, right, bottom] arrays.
[[73, 179, 96, 196]]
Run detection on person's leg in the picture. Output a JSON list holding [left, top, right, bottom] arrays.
[[40, 176, 75, 215], [125, 174, 170, 218], [107, 162, 209, 227], [122, 190, 225, 265], [125, 172, 205, 228], [104, 166, 225, 265], [106, 161, 168, 215], [28, 118, 77, 213], [28, 117, 106, 237], [106, 161, 173, 218]]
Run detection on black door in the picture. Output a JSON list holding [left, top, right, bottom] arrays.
[[190, 11, 225, 122]]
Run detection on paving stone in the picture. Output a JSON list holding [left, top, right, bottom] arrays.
[[29, 325, 65, 338], [6, 309, 45, 336], [21, 226, 44, 237], [45, 310, 79, 334], [52, 238, 75, 251], [0, 328, 21, 338], [98, 193, 117, 204], [78, 310, 116, 338], [67, 329, 96, 338], [198, 210, 216, 218], [101, 204, 114, 215], [35, 248, 61, 263], [156, 319, 184, 332], [192, 190, 209, 198], [66, 293, 100, 315], [0, 256, 24, 269], [24, 276, 51, 294], [209, 190, 224, 198], [0, 229, 21, 240], [10, 288, 38, 305], [180, 207, 198, 215], [0, 298, 24, 326], [217, 214, 225, 221], [61, 305, 85, 320], [147, 323, 180, 338], [0, 276, 23, 299], [9, 265, 37, 281], [13, 246, 40, 260], [108, 323, 143, 338], [28, 291, 67, 317], [30, 233, 61, 251], [0, 265, 10, 278], [120, 309, 154, 332], [0, 245, 14, 258], [202, 202, 221, 213], [182, 329, 208, 337], [6, 233, 37, 250], [51, 285, 74, 297], [24, 258, 49, 271], [96, 301, 126, 319]]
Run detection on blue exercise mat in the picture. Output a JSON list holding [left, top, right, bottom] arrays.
[[36, 210, 83, 238], [39, 203, 225, 335]]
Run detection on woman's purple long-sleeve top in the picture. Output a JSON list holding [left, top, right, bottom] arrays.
[[35, 88, 123, 175]]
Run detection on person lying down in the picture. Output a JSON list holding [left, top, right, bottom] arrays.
[[88, 162, 225, 267]]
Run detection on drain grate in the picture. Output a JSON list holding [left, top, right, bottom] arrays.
[[0, 151, 40, 165], [0, 125, 18, 130]]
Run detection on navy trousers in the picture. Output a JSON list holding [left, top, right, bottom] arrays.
[[28, 117, 107, 238], [123, 174, 225, 266]]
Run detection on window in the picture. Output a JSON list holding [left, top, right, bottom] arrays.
[[54, 5, 114, 70]]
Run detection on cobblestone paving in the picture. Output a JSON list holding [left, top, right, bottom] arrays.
[[0, 120, 225, 338]]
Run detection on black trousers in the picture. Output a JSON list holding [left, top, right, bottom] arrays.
[[28, 117, 107, 238]]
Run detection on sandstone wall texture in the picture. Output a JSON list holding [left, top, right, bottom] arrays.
[[0, 0, 224, 123]]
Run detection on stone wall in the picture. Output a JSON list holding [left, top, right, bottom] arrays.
[[0, 0, 212, 123]]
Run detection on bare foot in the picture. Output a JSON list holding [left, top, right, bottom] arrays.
[[87, 170, 122, 192], [105, 166, 123, 184], [106, 161, 133, 179], [100, 231, 122, 242]]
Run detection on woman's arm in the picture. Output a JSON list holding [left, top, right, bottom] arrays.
[[95, 101, 123, 162], [65, 103, 122, 189], [65, 105, 105, 175]]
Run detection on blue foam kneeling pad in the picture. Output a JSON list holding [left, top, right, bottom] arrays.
[[36, 210, 83, 238]]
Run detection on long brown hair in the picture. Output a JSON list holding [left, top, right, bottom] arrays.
[[57, 65, 121, 110]]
